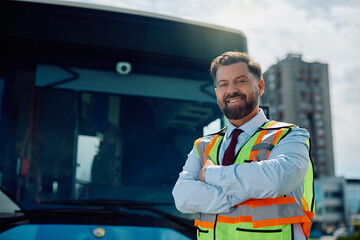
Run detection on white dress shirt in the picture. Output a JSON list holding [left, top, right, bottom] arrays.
[[172, 109, 310, 240]]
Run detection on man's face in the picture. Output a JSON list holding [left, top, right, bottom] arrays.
[[215, 62, 264, 120]]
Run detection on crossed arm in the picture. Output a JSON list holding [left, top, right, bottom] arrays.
[[172, 127, 310, 214]]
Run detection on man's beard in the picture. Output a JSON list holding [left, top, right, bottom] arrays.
[[220, 90, 258, 120]]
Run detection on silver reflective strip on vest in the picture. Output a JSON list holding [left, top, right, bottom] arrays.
[[257, 148, 270, 161], [196, 213, 217, 222], [251, 130, 277, 160], [251, 142, 274, 160], [262, 130, 277, 145], [221, 205, 252, 218], [197, 139, 211, 165], [263, 129, 277, 141], [251, 202, 306, 221], [252, 142, 274, 151]]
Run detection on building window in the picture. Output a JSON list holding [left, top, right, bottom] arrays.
[[325, 206, 343, 213], [325, 191, 343, 198]]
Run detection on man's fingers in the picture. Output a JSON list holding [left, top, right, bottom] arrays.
[[204, 159, 214, 168], [197, 156, 214, 182], [203, 155, 214, 167], [197, 169, 205, 182]]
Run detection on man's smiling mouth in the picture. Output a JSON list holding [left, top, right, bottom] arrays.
[[228, 98, 244, 103]]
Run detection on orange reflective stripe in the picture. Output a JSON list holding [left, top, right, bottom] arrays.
[[217, 215, 252, 224], [302, 196, 309, 212], [267, 127, 281, 157], [264, 128, 285, 159], [262, 121, 279, 129], [253, 215, 310, 228], [194, 219, 215, 229], [272, 129, 285, 146], [304, 210, 315, 220], [195, 137, 203, 148], [248, 197, 297, 208], [301, 211, 315, 238], [204, 135, 220, 156], [249, 131, 266, 160], [266, 150, 271, 160], [301, 198, 315, 237], [249, 149, 258, 161], [249, 121, 278, 160], [302, 223, 311, 238]]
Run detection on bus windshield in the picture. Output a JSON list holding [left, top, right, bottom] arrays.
[[7, 64, 221, 207]]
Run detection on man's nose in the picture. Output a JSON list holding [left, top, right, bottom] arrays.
[[227, 82, 239, 94]]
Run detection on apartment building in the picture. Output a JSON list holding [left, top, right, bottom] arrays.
[[262, 54, 334, 178]]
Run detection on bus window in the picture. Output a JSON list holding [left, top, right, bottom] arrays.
[[6, 65, 221, 204]]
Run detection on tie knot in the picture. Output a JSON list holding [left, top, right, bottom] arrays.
[[231, 129, 242, 138]]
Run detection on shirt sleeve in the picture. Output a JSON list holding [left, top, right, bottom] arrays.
[[205, 127, 310, 202], [172, 148, 242, 214]]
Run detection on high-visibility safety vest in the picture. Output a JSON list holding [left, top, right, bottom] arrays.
[[193, 120, 315, 240]]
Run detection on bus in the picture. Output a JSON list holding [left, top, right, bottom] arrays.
[[0, 0, 247, 239]]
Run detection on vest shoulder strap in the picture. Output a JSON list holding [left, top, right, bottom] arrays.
[[260, 120, 295, 130], [194, 127, 226, 165], [246, 121, 296, 162]]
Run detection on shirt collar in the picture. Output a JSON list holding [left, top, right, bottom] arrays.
[[225, 109, 268, 140]]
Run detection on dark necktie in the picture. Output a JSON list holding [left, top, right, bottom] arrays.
[[222, 129, 243, 166]]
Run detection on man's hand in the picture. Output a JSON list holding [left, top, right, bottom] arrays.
[[197, 155, 260, 182], [197, 155, 215, 182]]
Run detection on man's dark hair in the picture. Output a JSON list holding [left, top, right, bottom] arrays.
[[210, 51, 263, 86]]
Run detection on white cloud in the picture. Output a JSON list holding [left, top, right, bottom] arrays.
[[201, 0, 360, 179]]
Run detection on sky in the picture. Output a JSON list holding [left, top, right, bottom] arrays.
[[59, 0, 360, 179]]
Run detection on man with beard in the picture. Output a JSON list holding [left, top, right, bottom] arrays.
[[172, 51, 315, 240]]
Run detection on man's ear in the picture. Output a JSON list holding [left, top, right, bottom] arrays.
[[258, 79, 265, 96], [215, 88, 218, 97]]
